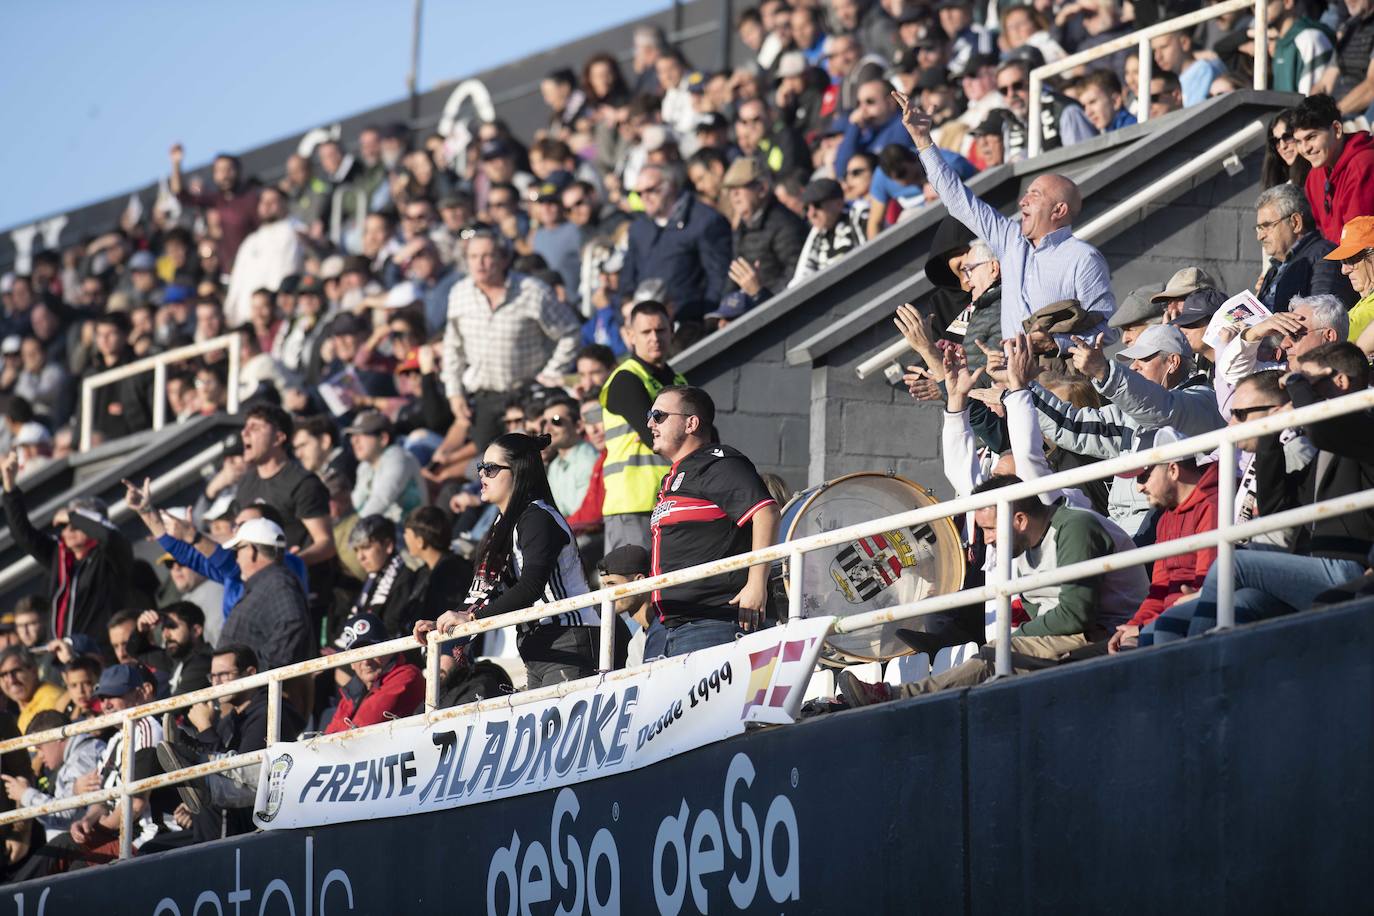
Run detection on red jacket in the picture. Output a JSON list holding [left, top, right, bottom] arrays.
[[566, 450, 606, 532], [325, 660, 425, 733], [1306, 131, 1374, 245], [1127, 462, 1220, 628]]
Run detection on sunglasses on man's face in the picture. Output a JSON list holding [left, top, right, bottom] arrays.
[[998, 80, 1027, 93], [647, 408, 687, 424]]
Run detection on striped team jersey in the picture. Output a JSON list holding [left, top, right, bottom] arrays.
[[650, 444, 775, 627], [466, 501, 599, 629]]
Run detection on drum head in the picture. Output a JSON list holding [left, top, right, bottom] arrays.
[[781, 473, 964, 663]]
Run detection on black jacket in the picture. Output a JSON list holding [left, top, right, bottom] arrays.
[[1258, 376, 1374, 562], [620, 192, 733, 322], [86, 347, 153, 441], [3, 487, 135, 641], [1257, 230, 1357, 312], [169, 642, 214, 696], [726, 198, 807, 300]]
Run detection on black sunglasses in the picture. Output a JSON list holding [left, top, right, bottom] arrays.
[[1231, 404, 1284, 421], [647, 408, 687, 424], [998, 80, 1027, 93], [476, 462, 511, 479]]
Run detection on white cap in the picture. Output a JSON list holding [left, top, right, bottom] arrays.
[[13, 423, 50, 447], [222, 517, 287, 551], [1, 336, 20, 355], [383, 281, 421, 310], [203, 492, 237, 522]]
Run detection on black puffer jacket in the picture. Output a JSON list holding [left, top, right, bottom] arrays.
[[726, 198, 807, 300]]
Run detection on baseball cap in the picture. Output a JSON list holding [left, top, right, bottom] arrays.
[[1117, 426, 1188, 478], [777, 51, 808, 79], [383, 281, 421, 310], [914, 67, 949, 92], [802, 178, 844, 205], [889, 48, 921, 76], [958, 52, 1000, 78], [397, 349, 421, 373], [203, 491, 237, 523], [14, 423, 51, 447], [329, 312, 369, 337], [722, 156, 765, 188], [344, 409, 393, 437], [970, 109, 1010, 137], [0, 336, 19, 356], [597, 544, 651, 577], [1324, 215, 1374, 260], [296, 274, 324, 297], [479, 139, 514, 161], [685, 71, 708, 95], [1108, 282, 1167, 328], [156, 552, 176, 568], [704, 290, 756, 323], [695, 112, 728, 133], [222, 517, 287, 552], [319, 255, 347, 281], [0, 613, 14, 635], [1151, 266, 1217, 302], [129, 251, 157, 272], [96, 663, 152, 698], [334, 611, 389, 651], [530, 181, 563, 203], [1115, 324, 1193, 363], [1168, 287, 1227, 328], [162, 284, 191, 305]]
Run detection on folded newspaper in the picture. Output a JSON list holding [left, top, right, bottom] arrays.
[[1202, 290, 1272, 353]]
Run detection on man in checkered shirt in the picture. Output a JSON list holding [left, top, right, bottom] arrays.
[[441, 227, 582, 448]]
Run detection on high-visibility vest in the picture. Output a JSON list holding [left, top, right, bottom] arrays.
[[600, 357, 687, 516]]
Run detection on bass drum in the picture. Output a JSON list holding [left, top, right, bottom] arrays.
[[778, 473, 965, 665]]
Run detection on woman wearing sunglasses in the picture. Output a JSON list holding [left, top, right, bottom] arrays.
[[413, 432, 599, 688]]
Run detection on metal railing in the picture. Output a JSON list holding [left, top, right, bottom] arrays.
[[1028, 0, 1267, 158], [6, 386, 1374, 859], [328, 188, 371, 250], [854, 116, 1267, 380], [79, 332, 242, 451]]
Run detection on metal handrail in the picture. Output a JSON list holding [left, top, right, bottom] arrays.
[[328, 187, 371, 249], [8, 385, 1374, 858], [79, 332, 242, 451], [854, 117, 1267, 380], [1028, 0, 1267, 157]]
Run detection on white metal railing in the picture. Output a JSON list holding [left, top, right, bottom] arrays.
[[1029, 0, 1267, 157], [6, 386, 1374, 860], [79, 332, 242, 451], [854, 117, 1266, 380], [329, 187, 371, 249]]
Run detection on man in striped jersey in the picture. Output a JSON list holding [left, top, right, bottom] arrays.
[[64, 664, 174, 862], [647, 386, 780, 657]]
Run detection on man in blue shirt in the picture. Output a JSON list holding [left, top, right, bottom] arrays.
[[124, 478, 309, 623], [892, 89, 1117, 350], [1150, 32, 1224, 107], [834, 77, 918, 178]]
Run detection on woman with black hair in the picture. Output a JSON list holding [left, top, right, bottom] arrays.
[[413, 432, 599, 688], [1261, 109, 1312, 190]]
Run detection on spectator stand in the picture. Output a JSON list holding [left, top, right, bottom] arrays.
[[79, 331, 243, 452], [1027, 0, 1270, 157], [2, 387, 1372, 859]]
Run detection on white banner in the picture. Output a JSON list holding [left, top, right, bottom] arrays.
[[253, 618, 834, 830]]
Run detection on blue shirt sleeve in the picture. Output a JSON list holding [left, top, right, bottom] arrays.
[[1058, 105, 1098, 147], [158, 534, 230, 585]]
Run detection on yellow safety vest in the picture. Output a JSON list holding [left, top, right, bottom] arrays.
[[600, 357, 687, 516]]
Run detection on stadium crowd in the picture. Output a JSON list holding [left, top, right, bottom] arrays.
[[2, 0, 1374, 881]]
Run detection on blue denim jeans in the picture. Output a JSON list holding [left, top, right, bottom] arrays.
[[664, 618, 743, 658], [642, 616, 669, 662], [1143, 551, 1365, 645]]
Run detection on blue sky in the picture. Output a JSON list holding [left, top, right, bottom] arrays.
[[0, 0, 665, 229]]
